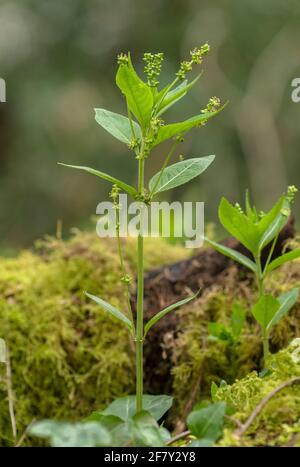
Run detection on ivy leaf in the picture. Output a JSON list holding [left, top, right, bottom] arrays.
[[58, 163, 137, 197], [251, 295, 280, 332], [85, 292, 133, 332], [153, 105, 225, 146], [218, 197, 259, 254], [149, 156, 215, 195], [29, 421, 111, 447], [267, 288, 299, 331], [187, 402, 226, 442], [116, 56, 153, 130], [205, 238, 258, 273], [94, 108, 141, 144], [156, 74, 202, 116], [266, 249, 300, 273], [0, 338, 6, 364], [101, 395, 173, 422], [144, 292, 199, 337]]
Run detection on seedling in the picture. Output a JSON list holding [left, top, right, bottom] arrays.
[[208, 303, 246, 346], [59, 46, 224, 413], [206, 186, 300, 365]]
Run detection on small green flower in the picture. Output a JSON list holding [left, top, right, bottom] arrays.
[[143, 52, 164, 87], [117, 53, 129, 66]]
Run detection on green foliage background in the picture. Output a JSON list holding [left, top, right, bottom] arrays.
[[1, 0, 300, 253]]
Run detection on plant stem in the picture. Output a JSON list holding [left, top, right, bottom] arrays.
[[262, 333, 269, 361], [136, 154, 145, 412], [255, 254, 269, 364]]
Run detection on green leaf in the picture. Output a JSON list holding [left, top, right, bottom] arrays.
[[205, 238, 258, 273], [149, 156, 215, 195], [94, 108, 141, 144], [187, 402, 226, 442], [208, 322, 233, 343], [156, 74, 202, 116], [230, 304, 246, 339], [267, 288, 299, 331], [85, 292, 133, 332], [116, 56, 153, 130], [101, 395, 173, 422], [267, 249, 300, 273], [218, 197, 259, 254], [144, 292, 199, 336], [58, 163, 137, 197], [251, 294, 280, 332], [189, 439, 214, 447], [245, 190, 256, 222], [210, 382, 219, 402], [257, 195, 289, 251], [153, 105, 225, 146], [130, 411, 166, 447], [29, 420, 111, 447]]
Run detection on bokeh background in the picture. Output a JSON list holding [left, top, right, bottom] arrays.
[[1, 0, 300, 254]]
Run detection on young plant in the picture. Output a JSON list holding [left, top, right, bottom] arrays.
[[59, 47, 224, 413], [208, 303, 246, 346], [206, 186, 300, 366]]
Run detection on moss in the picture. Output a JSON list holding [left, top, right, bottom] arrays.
[[169, 261, 300, 427], [0, 228, 300, 446], [215, 340, 300, 446], [0, 231, 187, 445]]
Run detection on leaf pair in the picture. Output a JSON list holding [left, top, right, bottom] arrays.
[[218, 195, 289, 257], [251, 288, 299, 334], [86, 290, 198, 336]]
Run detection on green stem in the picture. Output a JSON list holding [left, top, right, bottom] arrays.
[[115, 201, 134, 326], [255, 254, 269, 365], [136, 155, 145, 412], [262, 332, 269, 362]]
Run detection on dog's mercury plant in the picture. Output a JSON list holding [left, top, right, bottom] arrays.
[[58, 46, 224, 413], [206, 186, 300, 366]]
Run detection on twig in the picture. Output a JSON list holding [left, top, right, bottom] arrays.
[[235, 377, 300, 438], [166, 430, 191, 446], [6, 346, 17, 439], [15, 418, 36, 447]]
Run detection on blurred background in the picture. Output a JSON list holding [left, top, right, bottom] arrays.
[[1, 0, 300, 254]]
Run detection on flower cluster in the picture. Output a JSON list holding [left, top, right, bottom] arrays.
[[176, 43, 210, 80], [287, 185, 298, 204], [202, 96, 221, 114], [143, 52, 164, 87], [117, 53, 129, 66]]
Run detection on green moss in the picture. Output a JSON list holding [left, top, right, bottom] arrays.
[[0, 231, 187, 445], [215, 339, 300, 446]]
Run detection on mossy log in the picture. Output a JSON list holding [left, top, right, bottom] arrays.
[[0, 221, 299, 446]]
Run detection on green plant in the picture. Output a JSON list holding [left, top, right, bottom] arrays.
[[58, 46, 223, 414], [208, 303, 246, 346], [206, 187, 300, 366]]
